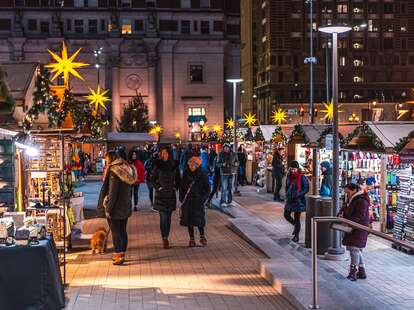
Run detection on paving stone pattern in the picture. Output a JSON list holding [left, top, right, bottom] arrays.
[[230, 186, 414, 310], [65, 182, 295, 310]]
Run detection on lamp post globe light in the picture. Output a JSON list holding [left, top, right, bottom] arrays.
[[318, 24, 351, 262], [226, 78, 243, 196]]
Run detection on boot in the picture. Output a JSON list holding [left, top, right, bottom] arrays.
[[189, 240, 196, 247], [200, 237, 207, 246], [347, 265, 358, 281], [291, 233, 299, 243], [357, 266, 367, 279], [134, 206, 138, 211], [163, 239, 170, 249], [112, 253, 125, 266]]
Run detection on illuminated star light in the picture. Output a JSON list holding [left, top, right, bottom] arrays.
[[46, 41, 89, 85], [201, 125, 210, 133], [243, 113, 257, 127], [213, 124, 222, 133], [271, 108, 287, 125], [398, 110, 409, 120], [225, 118, 235, 129], [85, 85, 111, 112], [321, 99, 343, 121]]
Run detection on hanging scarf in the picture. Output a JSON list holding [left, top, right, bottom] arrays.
[[289, 170, 302, 192]]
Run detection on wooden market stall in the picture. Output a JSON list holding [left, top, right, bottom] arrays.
[[343, 121, 414, 233]]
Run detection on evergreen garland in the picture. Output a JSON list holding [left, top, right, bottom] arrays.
[[118, 92, 150, 132], [271, 125, 287, 143], [395, 130, 414, 153], [288, 124, 309, 144], [254, 127, 265, 142], [244, 127, 254, 141], [342, 123, 385, 151], [207, 131, 218, 142], [317, 127, 345, 148], [0, 66, 15, 112]]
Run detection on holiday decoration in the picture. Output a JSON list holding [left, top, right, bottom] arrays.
[[395, 130, 414, 153], [207, 131, 218, 142], [271, 108, 287, 125], [271, 126, 287, 143], [175, 132, 181, 143], [254, 127, 265, 142], [342, 123, 385, 151], [225, 117, 234, 129], [288, 124, 309, 144], [50, 85, 66, 109], [85, 85, 110, 112], [243, 112, 257, 127], [213, 124, 222, 133], [201, 125, 210, 133], [118, 93, 150, 132], [0, 66, 14, 112], [46, 41, 89, 85], [397, 109, 409, 120], [244, 127, 254, 141], [320, 99, 343, 122]]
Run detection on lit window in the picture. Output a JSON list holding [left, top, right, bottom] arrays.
[[353, 76, 364, 83], [339, 91, 347, 99], [353, 59, 364, 67], [368, 20, 378, 32], [312, 22, 317, 31], [337, 4, 348, 14], [189, 64, 204, 83], [353, 94, 363, 100], [188, 107, 206, 116], [121, 19, 132, 34], [200, 0, 209, 8], [339, 56, 346, 66], [181, 0, 190, 8], [353, 42, 363, 49], [401, 26, 407, 32], [88, 0, 97, 7], [74, 0, 84, 7]]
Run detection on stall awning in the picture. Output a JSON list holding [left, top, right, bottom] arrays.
[[107, 132, 157, 143], [288, 124, 330, 147], [0, 128, 18, 140], [317, 123, 359, 147], [1, 63, 37, 101], [344, 122, 414, 153], [187, 115, 207, 123], [252, 125, 294, 142]]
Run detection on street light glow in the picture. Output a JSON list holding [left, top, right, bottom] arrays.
[[226, 78, 243, 84], [319, 26, 352, 34]]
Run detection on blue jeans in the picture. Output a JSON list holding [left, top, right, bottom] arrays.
[[159, 210, 173, 240], [220, 174, 233, 204]]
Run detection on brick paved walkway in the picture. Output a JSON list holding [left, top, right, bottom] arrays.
[[65, 198, 295, 309], [230, 186, 414, 309]]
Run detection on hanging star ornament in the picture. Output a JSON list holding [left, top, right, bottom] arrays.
[[398, 110, 409, 120], [46, 41, 89, 85], [213, 124, 222, 133], [243, 113, 257, 127], [85, 85, 111, 112], [225, 118, 235, 129], [320, 99, 343, 121], [271, 108, 287, 125], [201, 125, 210, 133]]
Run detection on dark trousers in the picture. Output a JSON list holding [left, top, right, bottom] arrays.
[[273, 174, 283, 199], [188, 226, 205, 240], [108, 218, 129, 253], [147, 182, 154, 206], [283, 210, 301, 235], [159, 210, 173, 240], [131, 184, 140, 206], [207, 174, 220, 203]]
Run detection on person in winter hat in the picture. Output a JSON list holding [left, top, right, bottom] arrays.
[[284, 160, 309, 242], [180, 156, 210, 247], [271, 147, 285, 201], [129, 150, 146, 211], [319, 161, 333, 197], [339, 183, 370, 281], [216, 143, 239, 207], [97, 150, 137, 265]]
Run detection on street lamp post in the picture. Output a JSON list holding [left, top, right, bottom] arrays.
[[226, 78, 243, 196], [319, 25, 351, 261], [93, 47, 103, 85]]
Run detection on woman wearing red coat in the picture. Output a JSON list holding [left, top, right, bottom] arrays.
[[340, 183, 370, 281], [129, 150, 146, 211]]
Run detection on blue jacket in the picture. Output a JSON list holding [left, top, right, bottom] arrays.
[[285, 174, 309, 212], [200, 150, 209, 172]]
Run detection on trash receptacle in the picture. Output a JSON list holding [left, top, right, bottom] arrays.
[[305, 196, 332, 255], [266, 168, 274, 193], [305, 195, 320, 248]]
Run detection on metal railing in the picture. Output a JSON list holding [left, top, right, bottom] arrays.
[[310, 216, 414, 309]]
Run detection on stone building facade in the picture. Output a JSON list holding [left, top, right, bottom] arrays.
[[0, 0, 241, 140]]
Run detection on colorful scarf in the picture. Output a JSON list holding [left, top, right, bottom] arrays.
[[289, 170, 302, 192]]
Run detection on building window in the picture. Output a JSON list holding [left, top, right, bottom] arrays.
[[121, 0, 130, 7], [181, 0, 190, 8], [339, 91, 347, 99], [135, 19, 144, 32], [88, 0, 97, 7], [368, 3, 378, 14], [384, 38, 393, 50], [337, 4, 348, 14], [213, 20, 223, 32], [74, 19, 83, 33], [40, 21, 49, 33], [74, 0, 84, 7], [353, 4, 363, 14], [353, 41, 363, 50], [88, 19, 97, 33], [353, 59, 364, 67], [100, 19, 106, 32], [401, 39, 407, 50], [188, 107, 205, 116], [200, 0, 209, 8], [66, 19, 72, 31], [294, 72, 299, 83], [278, 55, 283, 66], [384, 23, 393, 32], [181, 20, 190, 34], [338, 39, 348, 49], [121, 19, 132, 34], [400, 3, 407, 14], [146, 0, 155, 7], [27, 19, 37, 31], [339, 56, 346, 66], [384, 3, 393, 14], [159, 20, 178, 32], [193, 20, 198, 32], [0, 19, 11, 31], [189, 64, 204, 83], [278, 72, 283, 83], [368, 20, 378, 32], [200, 21, 210, 34]]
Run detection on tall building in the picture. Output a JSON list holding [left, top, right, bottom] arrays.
[[241, 0, 414, 124], [0, 0, 241, 141]]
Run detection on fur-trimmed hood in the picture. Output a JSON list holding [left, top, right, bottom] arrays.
[[110, 158, 137, 185]]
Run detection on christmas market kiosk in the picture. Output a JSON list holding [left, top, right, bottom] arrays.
[[342, 121, 414, 233]]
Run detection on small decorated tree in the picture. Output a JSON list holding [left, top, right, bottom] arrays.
[[254, 127, 265, 142], [271, 126, 287, 143], [118, 93, 150, 132], [244, 127, 254, 141]]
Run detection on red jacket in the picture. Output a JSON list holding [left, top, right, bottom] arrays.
[[131, 159, 145, 185]]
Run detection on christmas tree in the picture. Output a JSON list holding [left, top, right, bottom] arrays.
[[254, 127, 265, 142], [244, 127, 254, 141], [118, 93, 150, 132], [0, 66, 14, 112]]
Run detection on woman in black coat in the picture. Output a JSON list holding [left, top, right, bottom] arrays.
[[150, 146, 181, 249], [340, 183, 370, 281], [180, 157, 210, 247]]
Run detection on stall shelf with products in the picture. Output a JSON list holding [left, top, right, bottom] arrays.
[[343, 122, 414, 233]]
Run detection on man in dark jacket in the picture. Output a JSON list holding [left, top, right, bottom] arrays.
[[179, 143, 193, 172], [98, 150, 137, 265], [179, 156, 210, 247], [151, 146, 181, 249], [271, 148, 285, 201], [217, 143, 239, 207]]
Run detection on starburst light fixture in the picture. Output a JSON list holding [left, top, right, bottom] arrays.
[[321, 99, 343, 121], [243, 113, 257, 127], [213, 124, 222, 133], [271, 108, 287, 125], [84, 85, 111, 112], [225, 118, 235, 129], [201, 125, 210, 133]]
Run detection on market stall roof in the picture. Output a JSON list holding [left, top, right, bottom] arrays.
[[252, 125, 294, 142], [0, 128, 19, 140], [107, 132, 157, 143], [343, 122, 414, 153], [1, 63, 37, 100], [288, 124, 330, 147], [317, 123, 359, 147]]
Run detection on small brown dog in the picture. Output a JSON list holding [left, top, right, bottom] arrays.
[[91, 227, 108, 255]]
